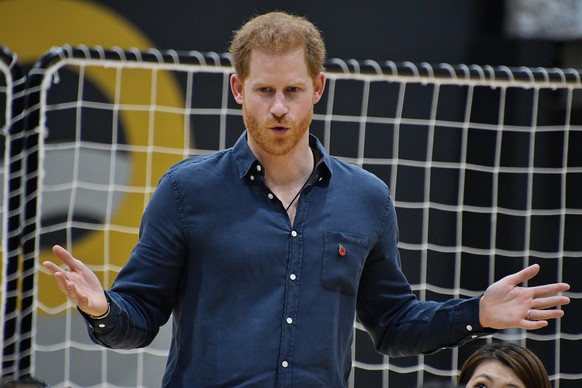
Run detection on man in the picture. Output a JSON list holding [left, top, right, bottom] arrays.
[[43, 11, 570, 387]]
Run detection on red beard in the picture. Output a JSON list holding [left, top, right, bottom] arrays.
[[243, 105, 313, 156]]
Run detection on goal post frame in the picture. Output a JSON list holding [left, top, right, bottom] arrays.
[[9, 44, 582, 387]]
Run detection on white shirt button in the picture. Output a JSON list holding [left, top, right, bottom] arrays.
[[286, 317, 293, 324], [282, 361, 289, 368], [466, 325, 473, 332], [98, 324, 106, 328], [291, 230, 298, 237], [289, 274, 296, 281], [267, 193, 274, 200], [256, 165, 262, 172], [318, 177, 323, 181], [471, 335, 478, 339], [249, 175, 255, 181]]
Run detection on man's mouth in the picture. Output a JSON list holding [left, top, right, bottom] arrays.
[[270, 125, 289, 134]]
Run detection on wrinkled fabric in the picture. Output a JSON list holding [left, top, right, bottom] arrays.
[[83, 131, 491, 387]]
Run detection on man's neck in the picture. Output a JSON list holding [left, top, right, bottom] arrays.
[[249, 139, 314, 189]]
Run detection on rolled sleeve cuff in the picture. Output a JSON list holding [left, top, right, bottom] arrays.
[[78, 292, 120, 337], [456, 295, 497, 343]]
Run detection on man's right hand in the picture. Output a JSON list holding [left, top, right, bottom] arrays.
[[43, 245, 109, 317]]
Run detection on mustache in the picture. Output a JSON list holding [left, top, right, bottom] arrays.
[[264, 119, 293, 127]]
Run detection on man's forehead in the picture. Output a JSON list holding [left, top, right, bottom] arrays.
[[245, 48, 311, 80]]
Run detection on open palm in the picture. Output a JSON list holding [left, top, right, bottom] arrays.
[[43, 245, 109, 317]]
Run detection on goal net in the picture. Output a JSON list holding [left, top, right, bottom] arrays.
[[18, 45, 582, 387], [0, 45, 28, 382]]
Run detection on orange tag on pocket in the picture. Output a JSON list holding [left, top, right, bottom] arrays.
[[338, 243, 346, 256]]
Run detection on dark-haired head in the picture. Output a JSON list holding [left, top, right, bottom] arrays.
[[458, 342, 550, 388]]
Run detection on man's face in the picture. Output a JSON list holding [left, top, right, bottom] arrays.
[[231, 47, 325, 156]]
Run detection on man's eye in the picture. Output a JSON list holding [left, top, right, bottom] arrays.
[[287, 87, 300, 93], [472, 383, 487, 388]]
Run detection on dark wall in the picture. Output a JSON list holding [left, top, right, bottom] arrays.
[[97, 1, 483, 64], [96, 1, 571, 69]]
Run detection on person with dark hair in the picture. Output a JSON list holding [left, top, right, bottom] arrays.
[[458, 342, 551, 388], [43, 11, 570, 387]]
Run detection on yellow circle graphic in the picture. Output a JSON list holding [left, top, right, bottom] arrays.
[[0, 0, 188, 309]]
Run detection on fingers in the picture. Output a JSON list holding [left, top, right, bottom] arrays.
[[42, 260, 64, 275], [61, 277, 77, 299], [43, 265, 77, 300], [531, 294, 571, 310], [504, 263, 570, 300], [530, 282, 570, 299], [43, 247, 74, 283], [528, 307, 565, 322], [521, 307, 566, 330], [43, 245, 81, 301], [503, 264, 570, 294], [480, 263, 570, 331], [503, 264, 540, 286], [521, 319, 549, 330], [42, 260, 70, 290], [51, 245, 80, 270], [522, 295, 570, 330], [521, 290, 570, 331]]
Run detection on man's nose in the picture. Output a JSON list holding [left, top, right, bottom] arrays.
[[270, 92, 288, 117]]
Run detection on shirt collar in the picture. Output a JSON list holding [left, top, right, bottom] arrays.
[[232, 130, 332, 184]]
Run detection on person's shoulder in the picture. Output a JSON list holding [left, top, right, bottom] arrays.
[[168, 149, 229, 176], [157, 149, 232, 189], [329, 156, 387, 189]]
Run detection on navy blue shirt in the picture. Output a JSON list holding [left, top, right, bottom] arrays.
[[84, 132, 491, 387]]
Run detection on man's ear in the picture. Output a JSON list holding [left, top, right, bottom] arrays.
[[230, 73, 244, 105], [312, 72, 326, 104]]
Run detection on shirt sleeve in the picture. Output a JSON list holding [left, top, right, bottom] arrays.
[[81, 171, 188, 349], [79, 292, 131, 349], [355, 190, 496, 357]]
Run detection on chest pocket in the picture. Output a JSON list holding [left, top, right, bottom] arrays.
[[321, 231, 372, 295]]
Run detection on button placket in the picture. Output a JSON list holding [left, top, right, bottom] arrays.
[[278, 227, 303, 384]]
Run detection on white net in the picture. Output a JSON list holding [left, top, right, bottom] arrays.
[[22, 46, 582, 387], [0, 45, 28, 381], [0, 47, 12, 378]]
